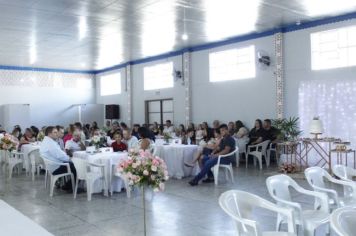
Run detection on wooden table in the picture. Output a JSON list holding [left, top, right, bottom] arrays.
[[0, 200, 53, 236]]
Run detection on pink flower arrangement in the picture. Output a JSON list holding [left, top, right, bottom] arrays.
[[118, 149, 169, 192], [0, 134, 18, 152]]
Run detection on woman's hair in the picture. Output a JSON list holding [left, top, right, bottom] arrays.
[[68, 124, 75, 134], [235, 120, 244, 130], [25, 128, 33, 135], [114, 132, 123, 138], [179, 124, 185, 132], [138, 127, 149, 139], [214, 128, 221, 135], [255, 119, 262, 128]]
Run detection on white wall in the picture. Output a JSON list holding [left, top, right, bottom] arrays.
[[191, 36, 276, 128], [284, 19, 356, 118], [0, 70, 95, 130], [95, 69, 128, 125]]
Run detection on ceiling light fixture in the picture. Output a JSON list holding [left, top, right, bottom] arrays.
[[182, 4, 188, 41]]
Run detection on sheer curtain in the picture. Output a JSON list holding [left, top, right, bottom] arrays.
[[298, 79, 356, 166]]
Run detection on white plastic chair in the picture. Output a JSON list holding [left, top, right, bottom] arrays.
[[246, 140, 270, 170], [332, 164, 356, 182], [7, 150, 24, 179], [72, 157, 107, 201], [266, 174, 330, 236], [28, 148, 43, 181], [219, 190, 296, 236], [330, 206, 356, 236], [267, 143, 277, 165], [305, 166, 356, 211], [211, 148, 238, 185], [41, 156, 75, 197]]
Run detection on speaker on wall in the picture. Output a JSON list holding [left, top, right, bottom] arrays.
[[105, 104, 120, 119]]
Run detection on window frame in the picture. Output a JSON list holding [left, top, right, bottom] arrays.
[[143, 61, 174, 91]]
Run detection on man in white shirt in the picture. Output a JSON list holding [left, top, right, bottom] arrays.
[[122, 128, 138, 150], [163, 120, 175, 134], [40, 126, 76, 192], [65, 130, 85, 157], [56, 125, 65, 150]]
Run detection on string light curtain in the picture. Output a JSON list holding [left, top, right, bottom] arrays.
[[299, 79, 356, 149]]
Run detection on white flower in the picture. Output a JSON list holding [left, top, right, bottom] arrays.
[[143, 170, 149, 176], [151, 175, 156, 180], [151, 165, 157, 172], [153, 188, 160, 192], [132, 163, 138, 169]]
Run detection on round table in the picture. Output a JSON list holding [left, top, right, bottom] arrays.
[[154, 144, 199, 179], [73, 151, 127, 194]]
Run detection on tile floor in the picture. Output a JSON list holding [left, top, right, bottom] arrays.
[[0, 166, 332, 236]]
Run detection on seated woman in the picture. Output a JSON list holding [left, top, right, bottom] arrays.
[[111, 132, 127, 152], [184, 128, 222, 167], [195, 124, 204, 144], [181, 128, 196, 145], [248, 119, 265, 145], [137, 127, 153, 151], [151, 122, 160, 136], [19, 128, 36, 146], [233, 120, 250, 161]]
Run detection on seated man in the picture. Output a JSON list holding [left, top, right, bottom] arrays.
[[122, 128, 139, 150], [189, 124, 235, 186], [40, 126, 77, 192], [263, 119, 278, 143], [65, 130, 86, 157], [163, 120, 175, 134]]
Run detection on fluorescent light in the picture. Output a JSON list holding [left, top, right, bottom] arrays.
[[79, 16, 88, 40], [182, 33, 188, 40]]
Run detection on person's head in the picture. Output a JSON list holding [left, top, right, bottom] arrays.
[[153, 122, 158, 128], [166, 120, 172, 127], [92, 121, 98, 128], [14, 125, 22, 133], [214, 128, 221, 138], [122, 129, 132, 140], [112, 121, 119, 130], [12, 127, 21, 136], [213, 120, 220, 129], [235, 120, 244, 130], [45, 126, 58, 140], [228, 121, 235, 130], [254, 119, 262, 129], [187, 128, 195, 138], [133, 124, 140, 132], [219, 124, 229, 137], [92, 128, 101, 137], [138, 127, 149, 139], [74, 122, 83, 130], [72, 130, 81, 142], [113, 132, 123, 143], [106, 120, 111, 127], [68, 124, 75, 134], [179, 124, 185, 132], [56, 125, 64, 138], [263, 119, 272, 130], [120, 122, 128, 129], [84, 124, 90, 130], [188, 123, 195, 130], [24, 128, 33, 138], [30, 126, 39, 136], [197, 124, 203, 130], [202, 122, 208, 129]]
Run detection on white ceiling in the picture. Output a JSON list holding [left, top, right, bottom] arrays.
[[0, 0, 356, 71]]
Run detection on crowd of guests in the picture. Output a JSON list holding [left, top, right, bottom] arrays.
[[0, 118, 279, 190]]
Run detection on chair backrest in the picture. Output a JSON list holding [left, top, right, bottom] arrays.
[[260, 140, 270, 155], [266, 174, 295, 203], [333, 165, 356, 182], [71, 157, 88, 180], [331, 207, 356, 236], [219, 190, 295, 236], [304, 166, 328, 189], [28, 148, 43, 164]]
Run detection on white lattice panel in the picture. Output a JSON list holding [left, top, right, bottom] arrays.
[[0, 69, 94, 89]]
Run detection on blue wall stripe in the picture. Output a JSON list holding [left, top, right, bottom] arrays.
[[1, 11, 356, 75]]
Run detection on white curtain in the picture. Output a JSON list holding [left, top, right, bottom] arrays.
[[298, 79, 356, 166]]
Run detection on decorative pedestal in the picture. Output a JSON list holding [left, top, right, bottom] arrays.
[[329, 149, 356, 169]]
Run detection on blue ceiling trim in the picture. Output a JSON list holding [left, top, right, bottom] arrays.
[[0, 65, 95, 74], [94, 63, 129, 74]]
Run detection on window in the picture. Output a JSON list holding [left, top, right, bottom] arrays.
[[100, 73, 121, 96], [311, 26, 356, 70], [209, 45, 255, 82], [144, 62, 173, 90]]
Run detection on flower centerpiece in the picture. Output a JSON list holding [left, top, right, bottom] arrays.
[[163, 132, 172, 144], [279, 163, 297, 174], [118, 149, 169, 236], [37, 131, 45, 142], [0, 134, 19, 152], [91, 135, 102, 149]]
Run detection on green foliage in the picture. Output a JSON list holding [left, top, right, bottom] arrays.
[[272, 117, 302, 141]]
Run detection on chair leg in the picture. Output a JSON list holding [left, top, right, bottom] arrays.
[[74, 178, 79, 199], [87, 181, 92, 201], [229, 167, 234, 183], [214, 167, 219, 185], [71, 174, 75, 197], [50, 177, 55, 197], [44, 171, 48, 188], [276, 213, 282, 231]]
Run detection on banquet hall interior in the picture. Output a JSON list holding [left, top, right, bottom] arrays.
[[1, 0, 356, 236]]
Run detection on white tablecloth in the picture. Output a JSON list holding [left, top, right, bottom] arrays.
[[154, 144, 199, 179], [73, 151, 127, 193], [21, 143, 41, 173], [0, 200, 53, 236]]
